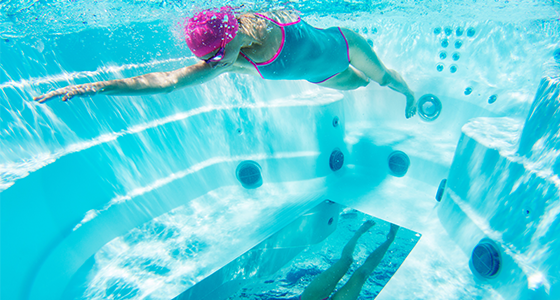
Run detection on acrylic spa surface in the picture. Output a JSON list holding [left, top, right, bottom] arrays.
[[1, 0, 559, 299]]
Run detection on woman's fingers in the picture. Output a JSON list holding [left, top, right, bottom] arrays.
[[33, 88, 65, 103], [61, 93, 71, 102], [62, 89, 79, 101], [34, 84, 95, 103], [34, 90, 62, 103], [32, 95, 44, 102]]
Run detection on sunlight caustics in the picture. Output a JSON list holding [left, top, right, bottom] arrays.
[[1, 1, 559, 300]]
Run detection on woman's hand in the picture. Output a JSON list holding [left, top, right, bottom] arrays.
[[34, 82, 103, 103], [405, 93, 417, 119]]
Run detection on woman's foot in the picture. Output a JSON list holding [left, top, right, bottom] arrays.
[[356, 220, 376, 235], [387, 223, 400, 241], [405, 94, 417, 119]]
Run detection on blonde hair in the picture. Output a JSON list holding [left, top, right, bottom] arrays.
[[237, 13, 267, 42], [236, 10, 300, 43]]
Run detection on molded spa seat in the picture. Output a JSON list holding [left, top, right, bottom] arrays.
[[438, 77, 560, 299], [1, 91, 348, 300]]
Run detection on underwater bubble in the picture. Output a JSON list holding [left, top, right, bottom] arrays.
[[456, 27, 464, 36], [450, 64, 458, 73], [434, 27, 442, 34], [464, 87, 473, 95], [444, 27, 453, 36], [454, 40, 463, 49], [436, 63, 444, 72], [439, 51, 447, 60], [488, 94, 498, 104], [467, 27, 476, 37], [441, 39, 449, 48], [452, 52, 461, 61]]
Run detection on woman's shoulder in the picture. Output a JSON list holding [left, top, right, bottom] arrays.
[[246, 10, 300, 23]]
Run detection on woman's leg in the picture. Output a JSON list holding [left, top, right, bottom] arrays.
[[316, 65, 370, 91], [300, 220, 376, 300], [339, 28, 416, 119], [331, 224, 399, 300]]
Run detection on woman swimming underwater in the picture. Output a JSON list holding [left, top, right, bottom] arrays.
[[34, 8, 417, 118]]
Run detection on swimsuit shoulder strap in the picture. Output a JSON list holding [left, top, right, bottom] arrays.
[[239, 11, 302, 76], [238, 52, 265, 79]]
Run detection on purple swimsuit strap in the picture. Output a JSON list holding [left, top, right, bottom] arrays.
[[239, 52, 264, 78], [240, 13, 302, 75]]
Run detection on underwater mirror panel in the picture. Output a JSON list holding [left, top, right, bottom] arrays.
[[176, 200, 421, 300]]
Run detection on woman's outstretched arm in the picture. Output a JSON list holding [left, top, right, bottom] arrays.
[[33, 60, 228, 103]]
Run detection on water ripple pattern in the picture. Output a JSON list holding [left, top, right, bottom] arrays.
[[1, 0, 558, 38], [1, 1, 560, 300]]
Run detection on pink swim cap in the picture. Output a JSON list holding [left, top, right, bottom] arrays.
[[185, 8, 239, 57]]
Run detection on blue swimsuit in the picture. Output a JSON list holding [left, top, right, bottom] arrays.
[[239, 13, 350, 83]]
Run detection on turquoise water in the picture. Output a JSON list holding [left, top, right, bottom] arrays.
[[1, 0, 560, 299], [222, 205, 421, 300]]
